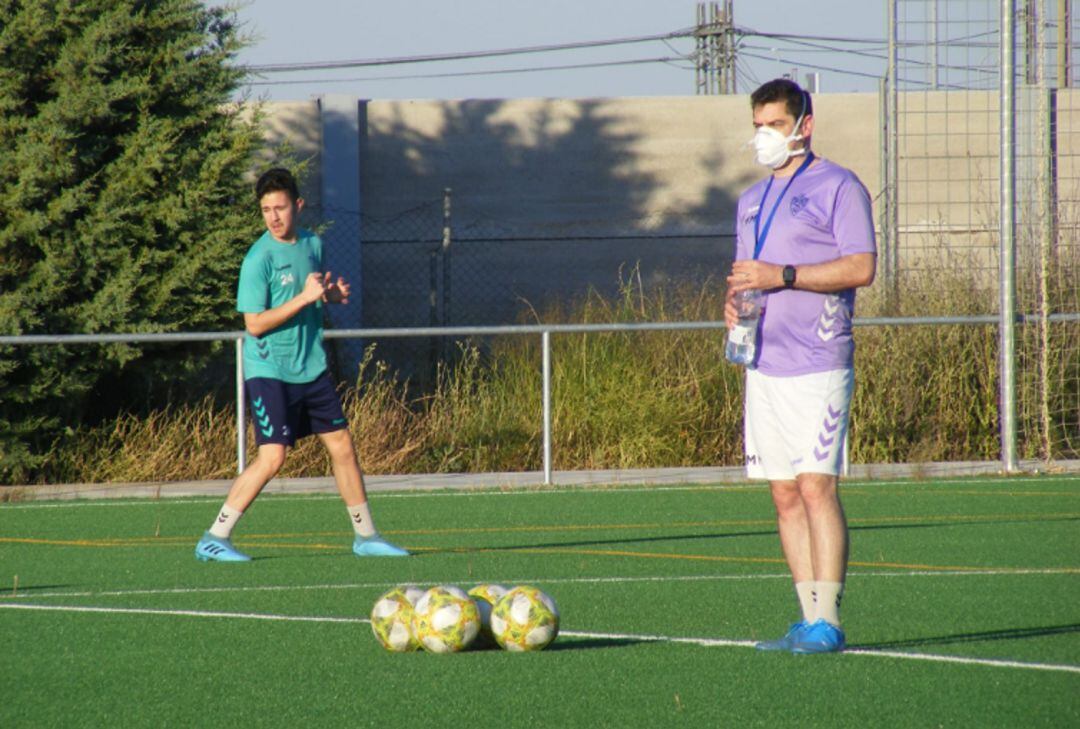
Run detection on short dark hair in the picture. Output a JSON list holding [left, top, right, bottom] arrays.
[[255, 168, 300, 204], [750, 79, 812, 121]]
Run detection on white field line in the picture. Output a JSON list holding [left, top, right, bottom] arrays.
[[1, 601, 1076, 676], [5, 567, 1074, 601]]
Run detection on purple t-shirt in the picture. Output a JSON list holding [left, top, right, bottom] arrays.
[[734, 158, 876, 376]]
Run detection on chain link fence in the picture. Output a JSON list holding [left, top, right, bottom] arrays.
[[887, 0, 1078, 462], [304, 198, 732, 385]]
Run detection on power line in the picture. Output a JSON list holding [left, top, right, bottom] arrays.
[[244, 56, 689, 87], [736, 28, 887, 45], [244, 29, 697, 75], [737, 50, 886, 82]]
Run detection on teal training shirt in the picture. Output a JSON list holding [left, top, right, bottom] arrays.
[[237, 229, 328, 383]]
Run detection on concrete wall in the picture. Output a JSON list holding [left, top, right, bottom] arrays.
[[258, 94, 882, 337], [253, 90, 1080, 379]]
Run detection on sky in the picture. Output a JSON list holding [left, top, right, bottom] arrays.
[[232, 0, 888, 101]]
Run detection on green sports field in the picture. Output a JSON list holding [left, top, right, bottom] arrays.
[[2, 475, 1078, 728]]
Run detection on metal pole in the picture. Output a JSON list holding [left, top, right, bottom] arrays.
[[442, 187, 452, 329], [695, 2, 705, 94], [542, 330, 552, 485], [999, 0, 1019, 472], [930, 0, 939, 89], [887, 0, 900, 299], [879, 76, 890, 291], [725, 0, 736, 94], [236, 337, 246, 473], [1060, 0, 1071, 88]]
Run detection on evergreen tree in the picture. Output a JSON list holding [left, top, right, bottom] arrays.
[[0, 0, 264, 481]]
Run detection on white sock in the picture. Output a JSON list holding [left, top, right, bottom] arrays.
[[208, 504, 243, 539], [814, 581, 844, 626], [795, 581, 817, 623], [347, 502, 377, 538]]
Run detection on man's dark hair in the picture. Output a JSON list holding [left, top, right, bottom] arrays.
[[255, 167, 300, 204], [750, 79, 812, 120]]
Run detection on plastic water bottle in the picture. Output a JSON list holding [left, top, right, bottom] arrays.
[[725, 289, 763, 367]]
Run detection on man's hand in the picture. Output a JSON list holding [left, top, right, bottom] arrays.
[[303, 272, 327, 304], [727, 260, 783, 295], [321, 271, 350, 304]]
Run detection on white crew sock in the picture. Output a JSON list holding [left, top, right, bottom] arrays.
[[814, 581, 844, 626], [347, 502, 377, 538], [208, 504, 243, 539], [795, 581, 817, 623]]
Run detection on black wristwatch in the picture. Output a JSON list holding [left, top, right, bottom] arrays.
[[782, 265, 797, 289]]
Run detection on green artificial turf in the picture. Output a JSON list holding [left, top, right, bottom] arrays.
[[1, 475, 1078, 727]]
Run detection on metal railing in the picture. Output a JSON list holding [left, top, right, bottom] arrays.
[[5, 312, 1079, 484]]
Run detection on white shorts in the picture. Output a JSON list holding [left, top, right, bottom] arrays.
[[744, 368, 853, 481]]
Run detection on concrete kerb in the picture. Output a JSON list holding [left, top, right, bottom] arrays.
[[3, 460, 1074, 503]]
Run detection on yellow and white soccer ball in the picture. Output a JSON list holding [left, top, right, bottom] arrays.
[[490, 585, 559, 652], [370, 585, 424, 652], [411, 585, 481, 654], [467, 583, 509, 647]]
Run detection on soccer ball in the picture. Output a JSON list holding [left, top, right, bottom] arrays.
[[370, 586, 423, 652], [490, 585, 559, 652], [467, 583, 509, 647], [411, 585, 481, 654]]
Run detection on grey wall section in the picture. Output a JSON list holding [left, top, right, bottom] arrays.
[[261, 93, 882, 376]]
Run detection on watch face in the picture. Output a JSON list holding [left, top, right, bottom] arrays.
[[783, 266, 795, 286]]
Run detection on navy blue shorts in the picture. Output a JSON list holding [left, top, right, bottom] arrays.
[[245, 371, 349, 447]]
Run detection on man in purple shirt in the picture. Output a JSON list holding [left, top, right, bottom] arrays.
[[725, 79, 876, 653]]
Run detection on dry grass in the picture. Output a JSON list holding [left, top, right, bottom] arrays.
[[28, 264, 1078, 484]]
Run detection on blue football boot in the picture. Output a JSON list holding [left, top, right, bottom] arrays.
[[195, 532, 252, 562], [755, 620, 810, 652], [352, 535, 409, 557], [791, 619, 846, 654]]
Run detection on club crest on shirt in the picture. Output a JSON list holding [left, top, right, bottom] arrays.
[[790, 194, 809, 215]]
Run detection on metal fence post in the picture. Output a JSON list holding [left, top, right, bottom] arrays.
[[236, 337, 246, 474], [886, 0, 900, 303], [999, 0, 1019, 472], [542, 329, 552, 485]]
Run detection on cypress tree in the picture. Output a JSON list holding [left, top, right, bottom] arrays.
[[0, 0, 264, 481]]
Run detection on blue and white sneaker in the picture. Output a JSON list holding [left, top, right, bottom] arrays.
[[791, 619, 846, 654], [195, 532, 251, 562], [352, 535, 409, 557], [755, 620, 809, 652]]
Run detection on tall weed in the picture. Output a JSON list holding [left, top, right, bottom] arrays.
[[21, 262, 1078, 484]]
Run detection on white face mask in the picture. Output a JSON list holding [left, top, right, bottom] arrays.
[[750, 103, 808, 169]]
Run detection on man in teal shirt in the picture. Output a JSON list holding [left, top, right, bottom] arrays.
[[196, 168, 408, 561]]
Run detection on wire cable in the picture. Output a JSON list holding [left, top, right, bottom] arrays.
[[244, 28, 698, 74], [244, 56, 689, 86]]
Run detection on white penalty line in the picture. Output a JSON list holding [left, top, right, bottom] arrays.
[[560, 628, 1080, 675], [1, 602, 1076, 676], [8, 568, 1075, 601]]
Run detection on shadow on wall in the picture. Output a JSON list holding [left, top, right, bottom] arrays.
[[277, 96, 753, 380]]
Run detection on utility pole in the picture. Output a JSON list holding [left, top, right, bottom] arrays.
[[695, 1, 736, 95]]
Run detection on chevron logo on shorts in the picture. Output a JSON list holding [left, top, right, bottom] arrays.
[[252, 396, 274, 438], [814, 404, 842, 461]]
